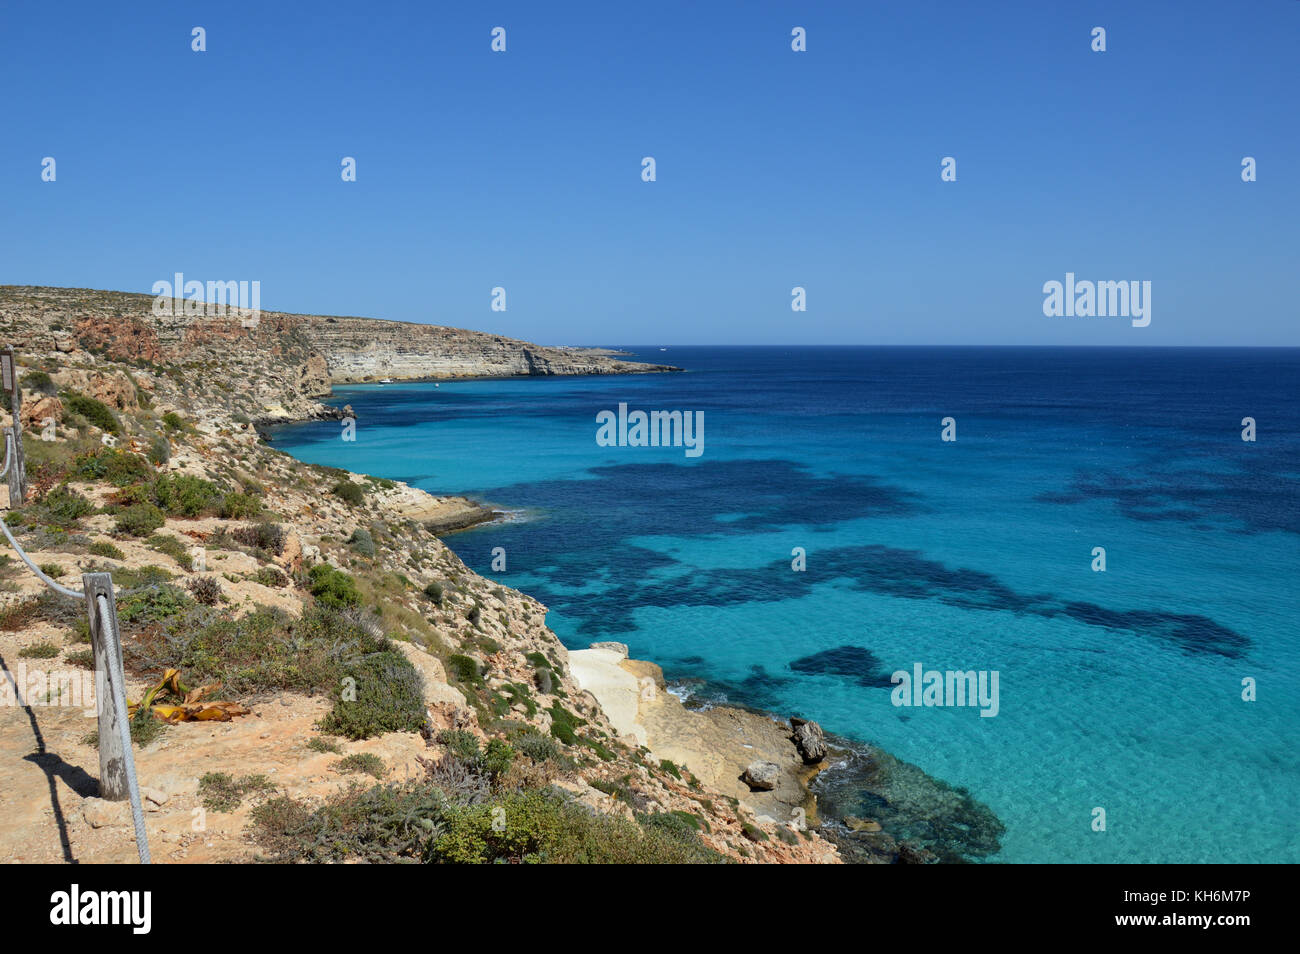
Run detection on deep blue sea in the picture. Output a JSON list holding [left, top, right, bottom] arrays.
[[272, 347, 1300, 863]]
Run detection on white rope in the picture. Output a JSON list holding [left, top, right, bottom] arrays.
[[97, 592, 151, 864], [0, 515, 85, 599]]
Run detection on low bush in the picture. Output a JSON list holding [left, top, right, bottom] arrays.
[[252, 565, 288, 588], [74, 447, 152, 486], [39, 486, 95, 527], [331, 481, 365, 507], [114, 503, 166, 536], [219, 492, 262, 519], [188, 576, 222, 605], [63, 392, 119, 434], [317, 644, 426, 740], [199, 772, 273, 812], [21, 370, 57, 397], [334, 753, 386, 778], [233, 521, 284, 555], [87, 539, 125, 560], [152, 473, 223, 517], [348, 527, 376, 557], [308, 564, 362, 609]]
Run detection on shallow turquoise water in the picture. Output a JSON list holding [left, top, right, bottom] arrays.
[[272, 346, 1300, 862]]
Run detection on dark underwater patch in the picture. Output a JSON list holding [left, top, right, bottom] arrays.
[[789, 645, 896, 688], [523, 543, 1250, 658], [1036, 451, 1300, 536]]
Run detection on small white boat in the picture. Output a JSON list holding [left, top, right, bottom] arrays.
[[379, 378, 394, 383]]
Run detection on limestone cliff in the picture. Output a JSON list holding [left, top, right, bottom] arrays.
[[0, 286, 677, 423]]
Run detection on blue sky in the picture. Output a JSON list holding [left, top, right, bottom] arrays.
[[1, 0, 1296, 345]]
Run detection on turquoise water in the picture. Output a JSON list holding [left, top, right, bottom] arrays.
[[272, 347, 1300, 863]]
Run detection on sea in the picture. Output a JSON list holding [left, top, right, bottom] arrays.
[[271, 346, 1300, 863]]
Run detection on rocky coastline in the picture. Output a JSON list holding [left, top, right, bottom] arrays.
[[0, 284, 1001, 864]]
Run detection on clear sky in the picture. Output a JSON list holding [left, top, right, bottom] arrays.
[[1, 1, 1296, 345]]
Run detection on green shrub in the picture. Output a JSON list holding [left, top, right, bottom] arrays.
[[511, 727, 561, 764], [114, 503, 166, 536], [308, 564, 361, 609], [117, 583, 192, 626], [147, 435, 170, 467], [88, 539, 125, 560], [251, 781, 446, 863], [18, 642, 60, 659], [219, 491, 262, 519], [252, 565, 288, 588], [63, 392, 119, 434], [348, 527, 376, 557], [547, 702, 585, 746], [422, 581, 443, 604], [126, 606, 315, 695], [446, 653, 482, 687], [147, 532, 194, 570], [433, 731, 514, 781], [161, 411, 187, 431], [37, 563, 65, 578], [432, 790, 562, 863], [74, 448, 152, 486], [335, 753, 386, 779], [306, 737, 343, 754], [37, 485, 95, 527], [318, 646, 426, 740], [152, 473, 223, 517], [250, 779, 722, 865], [21, 370, 57, 396], [332, 481, 365, 507], [437, 729, 483, 763]]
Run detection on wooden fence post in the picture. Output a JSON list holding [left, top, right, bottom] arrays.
[[2, 348, 26, 506], [84, 572, 129, 800]]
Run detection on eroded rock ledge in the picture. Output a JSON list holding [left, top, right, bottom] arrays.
[[0, 285, 679, 425]]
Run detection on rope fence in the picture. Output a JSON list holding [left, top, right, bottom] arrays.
[[2, 348, 150, 863]]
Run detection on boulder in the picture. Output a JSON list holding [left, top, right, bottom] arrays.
[[792, 718, 827, 764], [742, 760, 780, 791], [82, 797, 130, 829], [20, 395, 62, 430]]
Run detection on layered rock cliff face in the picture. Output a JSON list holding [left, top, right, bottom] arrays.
[[0, 286, 675, 422]]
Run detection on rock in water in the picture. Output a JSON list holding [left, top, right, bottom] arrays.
[[792, 719, 827, 764], [743, 760, 780, 791]]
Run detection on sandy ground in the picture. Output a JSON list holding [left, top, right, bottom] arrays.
[[0, 645, 438, 864]]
